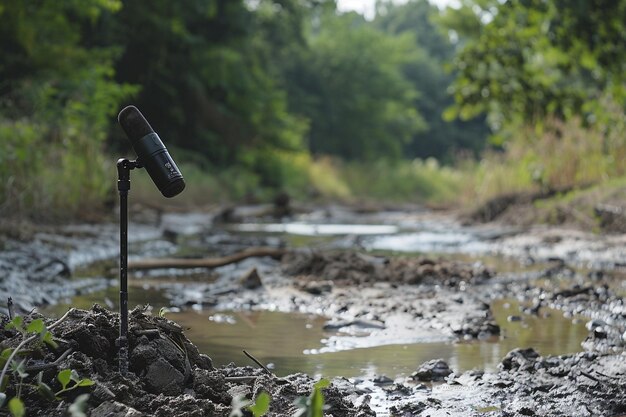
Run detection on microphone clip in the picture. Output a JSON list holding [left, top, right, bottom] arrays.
[[116, 158, 143, 192]]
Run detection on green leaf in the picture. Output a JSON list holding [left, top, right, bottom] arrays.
[[26, 319, 45, 334], [76, 379, 94, 387], [0, 392, 6, 407], [11, 360, 28, 379], [58, 369, 72, 390], [313, 379, 330, 390], [42, 332, 58, 349], [37, 381, 56, 401], [8, 397, 25, 417], [5, 317, 23, 332], [248, 392, 270, 417], [310, 379, 330, 417], [0, 348, 13, 368], [36, 371, 56, 400]]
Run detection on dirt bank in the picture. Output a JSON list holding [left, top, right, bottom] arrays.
[[0, 306, 360, 417]]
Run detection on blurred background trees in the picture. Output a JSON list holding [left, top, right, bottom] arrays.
[[0, 0, 624, 219]]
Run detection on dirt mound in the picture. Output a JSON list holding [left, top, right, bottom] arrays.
[[282, 251, 492, 287], [0, 306, 359, 416]]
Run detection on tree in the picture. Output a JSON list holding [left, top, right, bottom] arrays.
[[0, 0, 135, 218], [286, 13, 425, 160], [375, 0, 490, 161], [442, 0, 626, 133]]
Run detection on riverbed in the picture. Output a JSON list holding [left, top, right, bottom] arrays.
[[3, 204, 626, 416]]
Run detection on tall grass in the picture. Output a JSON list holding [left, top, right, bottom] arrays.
[[470, 99, 626, 204]]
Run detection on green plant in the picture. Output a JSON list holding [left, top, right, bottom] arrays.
[[293, 378, 330, 417], [54, 370, 94, 397], [229, 392, 271, 417], [0, 311, 91, 416]]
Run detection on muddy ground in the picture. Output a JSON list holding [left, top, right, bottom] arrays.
[[0, 205, 625, 416]]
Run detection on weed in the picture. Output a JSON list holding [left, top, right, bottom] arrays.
[[293, 378, 330, 417], [0, 311, 93, 417], [229, 392, 271, 417]]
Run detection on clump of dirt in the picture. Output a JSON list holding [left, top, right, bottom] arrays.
[[282, 251, 492, 287], [0, 305, 359, 417]]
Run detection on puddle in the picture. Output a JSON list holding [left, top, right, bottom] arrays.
[[214, 304, 577, 378], [231, 223, 398, 236], [364, 231, 490, 254], [170, 299, 586, 378], [44, 289, 588, 379]]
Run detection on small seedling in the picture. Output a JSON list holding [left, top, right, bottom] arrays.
[[229, 392, 271, 417], [293, 378, 330, 417], [55, 369, 94, 398], [248, 392, 270, 417], [0, 311, 88, 416]]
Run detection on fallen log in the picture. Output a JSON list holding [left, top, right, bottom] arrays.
[[128, 247, 287, 270]]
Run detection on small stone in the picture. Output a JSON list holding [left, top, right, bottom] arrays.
[[499, 348, 540, 371], [411, 359, 452, 382], [144, 357, 185, 396], [372, 375, 394, 385], [239, 267, 263, 290], [300, 280, 333, 295], [585, 319, 607, 332]]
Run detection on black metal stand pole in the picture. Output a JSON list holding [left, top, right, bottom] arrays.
[[116, 158, 141, 374]]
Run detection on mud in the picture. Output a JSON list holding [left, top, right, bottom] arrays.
[[1, 206, 625, 416], [0, 306, 359, 417]]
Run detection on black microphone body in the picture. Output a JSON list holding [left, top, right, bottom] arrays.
[[118, 106, 185, 198]]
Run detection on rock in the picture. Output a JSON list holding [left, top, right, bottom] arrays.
[[144, 357, 185, 396], [499, 348, 540, 371], [323, 319, 385, 331], [586, 319, 608, 331], [239, 267, 263, 290], [91, 401, 144, 417], [411, 359, 453, 382], [372, 375, 394, 385], [299, 280, 333, 295]]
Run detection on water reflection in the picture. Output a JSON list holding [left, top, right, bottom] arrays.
[[170, 299, 588, 378], [232, 223, 398, 236]]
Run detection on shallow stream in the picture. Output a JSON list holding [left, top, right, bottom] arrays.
[[43, 211, 596, 380]]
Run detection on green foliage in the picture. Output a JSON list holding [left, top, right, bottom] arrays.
[[468, 100, 626, 203], [55, 369, 94, 397], [374, 0, 490, 161], [443, 0, 626, 130], [1, 315, 93, 416], [229, 392, 270, 417], [8, 397, 24, 417], [248, 392, 271, 417], [293, 378, 330, 417], [287, 13, 425, 160], [0, 0, 136, 220]]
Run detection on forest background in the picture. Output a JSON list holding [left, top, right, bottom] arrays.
[[0, 0, 624, 222]]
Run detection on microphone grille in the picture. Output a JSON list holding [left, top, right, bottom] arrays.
[[118, 105, 154, 142]]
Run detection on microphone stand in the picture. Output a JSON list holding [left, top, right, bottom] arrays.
[[116, 158, 143, 375]]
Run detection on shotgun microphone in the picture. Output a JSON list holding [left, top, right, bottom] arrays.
[[118, 105, 185, 198]]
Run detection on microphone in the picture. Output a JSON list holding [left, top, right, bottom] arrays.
[[118, 106, 185, 198]]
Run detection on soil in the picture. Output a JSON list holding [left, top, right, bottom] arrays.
[[1, 205, 625, 416]]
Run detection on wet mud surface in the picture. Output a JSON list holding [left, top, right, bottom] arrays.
[[1, 206, 625, 416]]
